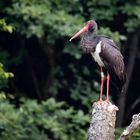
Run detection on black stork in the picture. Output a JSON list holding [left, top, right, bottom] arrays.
[[69, 20, 126, 103]]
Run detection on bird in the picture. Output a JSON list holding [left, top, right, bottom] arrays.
[[69, 19, 126, 103]]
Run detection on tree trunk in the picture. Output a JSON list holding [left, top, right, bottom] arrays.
[[88, 101, 118, 140]]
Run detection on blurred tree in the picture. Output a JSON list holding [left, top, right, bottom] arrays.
[[0, 97, 89, 140]]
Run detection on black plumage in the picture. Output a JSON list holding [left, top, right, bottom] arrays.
[[81, 35, 126, 91]]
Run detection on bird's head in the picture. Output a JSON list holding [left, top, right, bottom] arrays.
[[69, 20, 97, 42]]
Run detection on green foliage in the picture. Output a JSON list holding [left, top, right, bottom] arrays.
[[87, 0, 118, 21], [0, 63, 14, 89], [4, 0, 84, 39], [0, 19, 14, 33], [115, 127, 123, 139], [98, 27, 127, 45], [0, 96, 89, 140], [2, 0, 128, 43], [131, 126, 140, 140], [121, 2, 140, 32]]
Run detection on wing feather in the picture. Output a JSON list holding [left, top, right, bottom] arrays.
[[100, 39, 126, 91]]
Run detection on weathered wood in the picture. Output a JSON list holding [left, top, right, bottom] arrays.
[[119, 113, 140, 140], [88, 101, 118, 140]]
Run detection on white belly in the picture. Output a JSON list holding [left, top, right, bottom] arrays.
[[91, 41, 104, 66]]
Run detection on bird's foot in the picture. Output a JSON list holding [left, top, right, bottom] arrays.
[[99, 98, 102, 104], [105, 96, 109, 104], [105, 99, 109, 104], [96, 100, 110, 106]]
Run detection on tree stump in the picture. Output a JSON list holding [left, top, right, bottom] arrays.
[[88, 101, 118, 140]]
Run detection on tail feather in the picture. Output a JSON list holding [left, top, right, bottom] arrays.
[[109, 69, 126, 94]]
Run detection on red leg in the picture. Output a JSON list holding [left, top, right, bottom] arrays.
[[106, 72, 110, 103], [99, 66, 104, 103]]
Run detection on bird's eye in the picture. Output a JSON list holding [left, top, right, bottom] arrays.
[[89, 26, 94, 32]]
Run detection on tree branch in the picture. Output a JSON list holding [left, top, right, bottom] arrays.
[[88, 101, 118, 140], [119, 113, 140, 140]]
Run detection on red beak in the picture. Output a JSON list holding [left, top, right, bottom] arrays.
[[69, 24, 89, 42]]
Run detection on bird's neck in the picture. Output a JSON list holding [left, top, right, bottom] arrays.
[[80, 32, 97, 53], [83, 32, 95, 40]]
